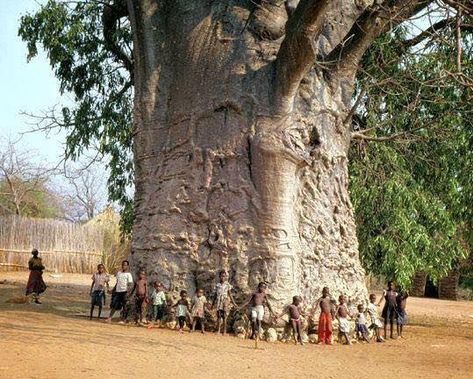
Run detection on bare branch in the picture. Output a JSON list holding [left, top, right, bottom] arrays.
[[456, 10, 462, 72], [273, 0, 331, 114], [442, 0, 473, 16], [351, 124, 428, 141], [325, 1, 430, 79], [402, 17, 455, 48]]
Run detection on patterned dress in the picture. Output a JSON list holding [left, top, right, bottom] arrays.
[[214, 282, 233, 314]]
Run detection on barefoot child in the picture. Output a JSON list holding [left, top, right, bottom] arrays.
[[132, 270, 148, 325], [378, 281, 398, 339], [149, 282, 166, 327], [106, 260, 134, 323], [355, 304, 370, 343], [190, 288, 208, 333], [396, 290, 409, 338], [367, 294, 384, 342], [89, 264, 110, 320], [278, 296, 305, 345], [175, 290, 190, 333], [212, 270, 237, 336], [313, 287, 336, 345], [337, 295, 352, 345], [240, 282, 275, 340]]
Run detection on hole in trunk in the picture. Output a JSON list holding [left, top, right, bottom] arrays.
[[309, 127, 321, 148]]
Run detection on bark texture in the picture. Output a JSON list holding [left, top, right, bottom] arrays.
[[410, 271, 427, 297], [438, 269, 460, 300], [126, 0, 393, 308]]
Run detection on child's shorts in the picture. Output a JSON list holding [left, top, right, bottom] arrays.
[[251, 305, 264, 321], [397, 310, 408, 325], [177, 316, 186, 328], [356, 324, 369, 334], [110, 291, 127, 310], [338, 317, 350, 333], [152, 304, 166, 321], [91, 290, 105, 306]]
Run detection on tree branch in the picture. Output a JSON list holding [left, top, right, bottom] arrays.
[[402, 18, 455, 48], [272, 0, 331, 114], [442, 0, 473, 17], [351, 124, 427, 141], [102, 0, 133, 80], [325, 0, 430, 78]]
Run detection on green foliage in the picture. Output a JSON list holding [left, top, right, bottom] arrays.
[[18, 0, 134, 233], [18, 2, 473, 288], [350, 20, 473, 288]]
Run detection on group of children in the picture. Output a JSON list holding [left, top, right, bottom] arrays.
[[90, 261, 409, 345]]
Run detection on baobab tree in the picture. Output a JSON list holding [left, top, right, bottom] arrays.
[[126, 0, 426, 304], [19, 0, 473, 307]]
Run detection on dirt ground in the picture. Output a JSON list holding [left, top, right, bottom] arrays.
[[0, 272, 472, 379]]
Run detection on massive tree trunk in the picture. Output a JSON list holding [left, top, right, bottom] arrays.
[[126, 0, 421, 309]]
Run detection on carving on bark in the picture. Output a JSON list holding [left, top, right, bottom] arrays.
[[126, 0, 428, 311]]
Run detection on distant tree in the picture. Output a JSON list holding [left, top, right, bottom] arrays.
[[59, 162, 107, 222], [0, 139, 61, 218]]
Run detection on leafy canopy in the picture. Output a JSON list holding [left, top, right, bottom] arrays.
[[19, 0, 134, 232], [19, 1, 473, 288], [350, 15, 473, 288]]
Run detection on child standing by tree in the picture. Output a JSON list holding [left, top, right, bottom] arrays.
[[396, 290, 409, 338], [89, 263, 109, 320], [378, 281, 398, 339], [367, 294, 384, 342], [132, 270, 148, 325], [148, 282, 166, 328], [175, 290, 190, 333], [355, 304, 370, 343], [312, 287, 336, 345], [190, 288, 208, 334], [240, 282, 275, 340], [278, 296, 305, 345], [212, 270, 237, 336], [106, 260, 134, 323], [337, 295, 352, 345]]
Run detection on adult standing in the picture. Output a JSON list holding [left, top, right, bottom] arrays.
[[25, 248, 47, 304]]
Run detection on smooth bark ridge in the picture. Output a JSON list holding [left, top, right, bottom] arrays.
[[126, 0, 425, 309]]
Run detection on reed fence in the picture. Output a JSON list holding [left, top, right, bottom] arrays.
[[0, 215, 103, 273]]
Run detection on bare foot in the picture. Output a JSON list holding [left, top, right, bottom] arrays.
[[105, 318, 112, 323]]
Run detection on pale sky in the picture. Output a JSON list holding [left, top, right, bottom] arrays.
[[0, 0, 67, 163]]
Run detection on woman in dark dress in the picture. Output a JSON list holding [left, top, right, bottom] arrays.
[[378, 280, 398, 339], [25, 249, 47, 304]]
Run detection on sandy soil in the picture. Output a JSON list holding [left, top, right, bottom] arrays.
[[0, 272, 472, 379]]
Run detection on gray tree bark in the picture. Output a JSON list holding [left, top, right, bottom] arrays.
[[126, 0, 425, 309]]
